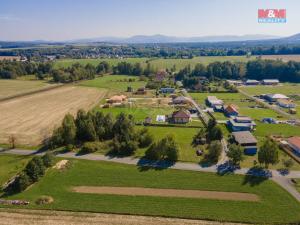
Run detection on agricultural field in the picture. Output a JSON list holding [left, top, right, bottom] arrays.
[[2, 159, 300, 224], [0, 79, 54, 100], [80, 75, 147, 96], [260, 54, 300, 62], [0, 155, 31, 187], [0, 86, 105, 146], [54, 56, 252, 71], [239, 83, 300, 118]]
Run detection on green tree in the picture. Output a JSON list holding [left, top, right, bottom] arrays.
[[192, 128, 206, 146], [42, 152, 55, 167], [25, 157, 46, 182], [61, 114, 76, 145], [258, 138, 279, 168], [227, 144, 244, 166], [207, 125, 223, 142], [138, 128, 153, 148], [206, 140, 222, 163]]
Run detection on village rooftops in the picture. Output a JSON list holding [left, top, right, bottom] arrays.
[[232, 131, 258, 145], [265, 93, 289, 100], [206, 96, 224, 105], [172, 109, 191, 118]]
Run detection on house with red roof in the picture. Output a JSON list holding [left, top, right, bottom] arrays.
[[287, 137, 300, 155], [224, 104, 239, 117]]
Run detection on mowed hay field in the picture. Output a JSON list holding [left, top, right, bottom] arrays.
[[0, 79, 53, 100], [0, 86, 106, 146]]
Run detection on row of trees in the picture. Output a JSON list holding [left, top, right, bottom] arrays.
[[177, 59, 300, 90], [0, 60, 52, 79], [4, 153, 54, 193]]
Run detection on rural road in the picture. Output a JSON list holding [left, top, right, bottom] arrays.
[[1, 148, 300, 202]]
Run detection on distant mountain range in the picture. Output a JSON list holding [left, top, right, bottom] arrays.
[[70, 34, 281, 44]]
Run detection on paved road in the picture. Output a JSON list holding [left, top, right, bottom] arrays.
[[2, 148, 300, 201]]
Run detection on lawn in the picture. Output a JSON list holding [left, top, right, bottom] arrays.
[[135, 126, 200, 162], [0, 155, 31, 187], [2, 159, 300, 224], [80, 75, 147, 95]]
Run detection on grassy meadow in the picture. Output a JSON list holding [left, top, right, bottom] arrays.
[[1, 159, 300, 224], [54, 56, 252, 71], [0, 155, 31, 187]]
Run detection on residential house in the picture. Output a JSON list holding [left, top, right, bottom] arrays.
[[277, 99, 296, 108], [287, 136, 300, 155], [155, 70, 168, 82], [245, 79, 260, 85], [262, 79, 279, 85], [135, 87, 147, 95], [160, 87, 175, 94], [144, 117, 152, 125], [206, 96, 224, 111], [227, 116, 256, 132], [264, 93, 289, 102], [172, 96, 190, 104], [169, 109, 191, 124], [224, 104, 239, 117], [232, 131, 258, 155]]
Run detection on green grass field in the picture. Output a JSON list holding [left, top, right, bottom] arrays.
[[135, 126, 200, 162], [0, 155, 31, 187], [2, 159, 300, 224], [80, 75, 147, 94], [54, 56, 252, 71]]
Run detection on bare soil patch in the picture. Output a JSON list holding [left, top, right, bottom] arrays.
[[73, 186, 259, 202], [0, 209, 246, 225], [53, 160, 69, 170], [0, 86, 106, 146], [261, 54, 300, 62]]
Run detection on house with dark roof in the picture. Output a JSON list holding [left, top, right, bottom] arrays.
[[287, 137, 300, 155], [169, 109, 191, 124], [172, 96, 190, 104], [224, 104, 239, 117], [227, 116, 256, 132], [232, 131, 258, 155]]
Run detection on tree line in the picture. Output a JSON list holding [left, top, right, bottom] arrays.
[[177, 59, 300, 90]]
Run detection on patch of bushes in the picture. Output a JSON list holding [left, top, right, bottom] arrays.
[[80, 142, 103, 154], [4, 153, 54, 194], [35, 195, 54, 205]]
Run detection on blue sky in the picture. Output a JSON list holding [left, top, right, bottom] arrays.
[[0, 0, 299, 41]]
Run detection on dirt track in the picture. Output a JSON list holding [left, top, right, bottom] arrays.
[[73, 186, 259, 202], [0, 86, 105, 145], [0, 209, 246, 225]]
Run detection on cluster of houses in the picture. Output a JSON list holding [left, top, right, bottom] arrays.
[[227, 79, 280, 86], [206, 95, 258, 155], [261, 93, 296, 110]]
